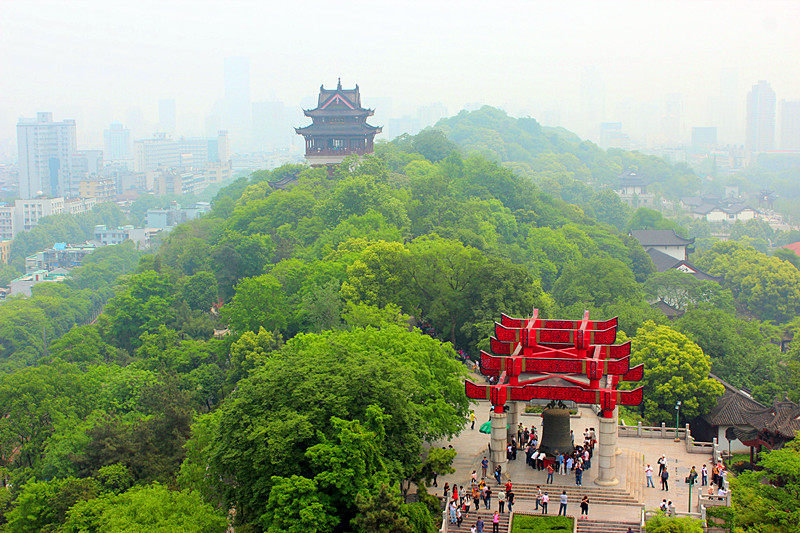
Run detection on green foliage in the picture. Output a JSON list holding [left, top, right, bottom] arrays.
[[644, 270, 734, 312], [643, 514, 704, 532], [206, 326, 468, 526], [510, 514, 573, 532], [354, 484, 411, 533], [221, 273, 288, 334], [695, 241, 800, 324], [731, 436, 800, 532], [62, 483, 227, 533], [628, 321, 724, 424], [675, 309, 780, 396]]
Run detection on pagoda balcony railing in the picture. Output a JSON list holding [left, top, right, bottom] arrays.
[[306, 147, 370, 156]]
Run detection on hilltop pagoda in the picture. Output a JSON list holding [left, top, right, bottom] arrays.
[[295, 79, 382, 166]]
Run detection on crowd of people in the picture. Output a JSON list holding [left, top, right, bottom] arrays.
[[516, 425, 596, 488], [444, 475, 514, 532]]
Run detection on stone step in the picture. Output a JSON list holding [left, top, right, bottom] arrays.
[[445, 511, 510, 533]]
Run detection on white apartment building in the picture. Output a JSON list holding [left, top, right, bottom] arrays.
[[0, 205, 15, 241], [14, 197, 65, 232], [17, 112, 78, 199], [134, 134, 210, 172]]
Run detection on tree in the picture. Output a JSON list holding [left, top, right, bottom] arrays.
[[643, 514, 704, 532], [62, 483, 227, 533], [354, 484, 411, 533], [628, 321, 723, 424], [206, 326, 468, 528], [695, 241, 800, 324], [731, 435, 800, 532], [220, 273, 288, 334], [260, 475, 338, 533], [552, 256, 643, 309]]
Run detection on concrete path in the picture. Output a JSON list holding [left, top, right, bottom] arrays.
[[432, 395, 714, 523]]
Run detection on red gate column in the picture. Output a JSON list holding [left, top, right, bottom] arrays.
[[595, 407, 619, 486]]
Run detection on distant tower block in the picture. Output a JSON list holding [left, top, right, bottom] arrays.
[[295, 79, 382, 166]]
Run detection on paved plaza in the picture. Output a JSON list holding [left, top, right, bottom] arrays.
[[433, 393, 715, 523]]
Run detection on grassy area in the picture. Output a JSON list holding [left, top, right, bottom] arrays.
[[511, 514, 573, 532], [725, 453, 750, 465], [617, 405, 649, 426]]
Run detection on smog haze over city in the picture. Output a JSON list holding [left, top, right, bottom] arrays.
[[1, 0, 799, 153]]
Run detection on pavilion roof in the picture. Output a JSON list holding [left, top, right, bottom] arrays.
[[295, 122, 382, 136], [631, 229, 695, 247], [704, 375, 766, 427]]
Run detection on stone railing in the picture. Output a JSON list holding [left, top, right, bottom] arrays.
[[619, 421, 687, 439]]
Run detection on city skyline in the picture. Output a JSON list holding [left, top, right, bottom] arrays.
[[2, 1, 800, 154]]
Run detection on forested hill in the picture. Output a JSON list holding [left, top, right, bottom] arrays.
[[431, 106, 700, 200], [1, 124, 799, 531]]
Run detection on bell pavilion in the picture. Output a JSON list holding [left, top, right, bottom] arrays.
[[295, 79, 382, 166]]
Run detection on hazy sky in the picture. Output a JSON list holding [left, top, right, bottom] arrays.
[[1, 0, 799, 150]]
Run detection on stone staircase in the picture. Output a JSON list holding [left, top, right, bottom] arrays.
[[510, 449, 643, 506], [445, 510, 510, 533], [576, 519, 641, 533]]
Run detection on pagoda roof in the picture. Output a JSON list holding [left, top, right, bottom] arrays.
[[631, 229, 695, 247], [304, 107, 374, 118], [704, 375, 766, 427], [295, 122, 382, 136]]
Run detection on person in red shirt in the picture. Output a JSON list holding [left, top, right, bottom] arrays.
[[505, 480, 512, 493]]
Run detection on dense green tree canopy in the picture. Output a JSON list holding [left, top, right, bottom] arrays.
[[627, 321, 724, 424]]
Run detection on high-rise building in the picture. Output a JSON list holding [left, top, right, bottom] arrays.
[[780, 100, 800, 151], [133, 134, 211, 173], [158, 99, 177, 135], [691, 127, 718, 149], [17, 112, 78, 199], [224, 57, 251, 150], [746, 81, 776, 153], [104, 122, 131, 161], [718, 68, 740, 144]]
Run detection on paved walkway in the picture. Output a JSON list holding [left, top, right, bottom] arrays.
[[432, 396, 714, 523]]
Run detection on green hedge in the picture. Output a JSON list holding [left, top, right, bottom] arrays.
[[511, 514, 573, 532]]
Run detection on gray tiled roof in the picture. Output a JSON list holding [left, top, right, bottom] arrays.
[[631, 229, 694, 246]]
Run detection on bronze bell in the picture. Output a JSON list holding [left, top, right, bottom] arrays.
[[539, 408, 573, 457]]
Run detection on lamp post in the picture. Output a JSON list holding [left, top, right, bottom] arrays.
[[674, 401, 682, 442]]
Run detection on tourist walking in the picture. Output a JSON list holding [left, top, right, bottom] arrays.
[[558, 491, 568, 516], [492, 511, 500, 533], [534, 485, 542, 510], [541, 492, 549, 514], [701, 464, 708, 486], [476, 516, 484, 533], [457, 507, 463, 527], [507, 490, 514, 512], [575, 463, 584, 486], [546, 464, 554, 484], [580, 495, 589, 519], [449, 501, 457, 524], [660, 467, 669, 491], [470, 411, 476, 430], [494, 465, 502, 484], [645, 464, 655, 487], [498, 489, 506, 513], [482, 457, 489, 478], [484, 486, 492, 509], [444, 483, 450, 500]]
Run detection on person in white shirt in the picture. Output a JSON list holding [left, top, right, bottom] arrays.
[[645, 464, 655, 487], [558, 491, 568, 516]]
